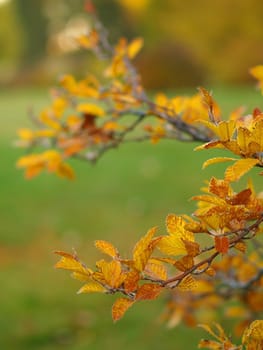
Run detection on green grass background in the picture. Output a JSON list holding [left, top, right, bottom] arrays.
[[1, 85, 263, 349]]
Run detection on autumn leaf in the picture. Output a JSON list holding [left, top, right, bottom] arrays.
[[174, 255, 194, 272], [112, 298, 134, 322], [158, 215, 195, 256], [202, 157, 236, 169], [133, 226, 158, 271], [77, 282, 106, 294], [144, 259, 168, 281], [123, 270, 140, 293], [100, 260, 125, 288], [135, 284, 162, 301], [177, 275, 198, 291], [95, 240, 119, 258], [214, 236, 229, 254], [77, 103, 105, 116], [224, 158, 259, 182], [242, 320, 263, 349], [54, 251, 92, 276], [127, 37, 144, 59]]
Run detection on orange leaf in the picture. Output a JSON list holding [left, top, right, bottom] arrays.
[[112, 298, 134, 322], [136, 284, 162, 301], [95, 240, 119, 258], [124, 270, 140, 293], [214, 236, 229, 254]]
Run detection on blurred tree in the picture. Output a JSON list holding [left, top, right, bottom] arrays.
[[13, 0, 48, 65]]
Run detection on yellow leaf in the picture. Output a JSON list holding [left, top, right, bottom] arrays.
[[101, 260, 125, 288], [135, 284, 162, 301], [198, 339, 221, 349], [158, 215, 194, 256], [54, 251, 90, 275], [177, 275, 198, 291], [225, 158, 259, 182], [127, 37, 144, 59], [202, 157, 236, 169], [17, 128, 34, 141], [77, 282, 106, 294], [145, 259, 167, 280], [133, 226, 158, 271], [198, 87, 214, 110], [77, 103, 105, 116], [112, 298, 134, 322], [95, 240, 119, 258], [242, 320, 263, 348]]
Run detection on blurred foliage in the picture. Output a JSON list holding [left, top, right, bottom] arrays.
[[1, 0, 263, 87]]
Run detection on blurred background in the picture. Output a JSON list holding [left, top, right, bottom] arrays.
[[1, 1, 263, 349], [2, 0, 263, 88]]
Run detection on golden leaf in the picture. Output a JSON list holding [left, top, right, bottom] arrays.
[[135, 284, 162, 301], [242, 320, 263, 348], [95, 240, 119, 258], [54, 251, 91, 276], [158, 215, 195, 256], [127, 37, 144, 59], [100, 260, 125, 289], [133, 226, 158, 271], [112, 298, 134, 322], [144, 259, 167, 281], [224, 158, 259, 182], [77, 103, 105, 116], [77, 282, 106, 294], [177, 275, 198, 291], [198, 87, 214, 111], [198, 339, 222, 349], [202, 157, 236, 169], [174, 256, 194, 272]]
